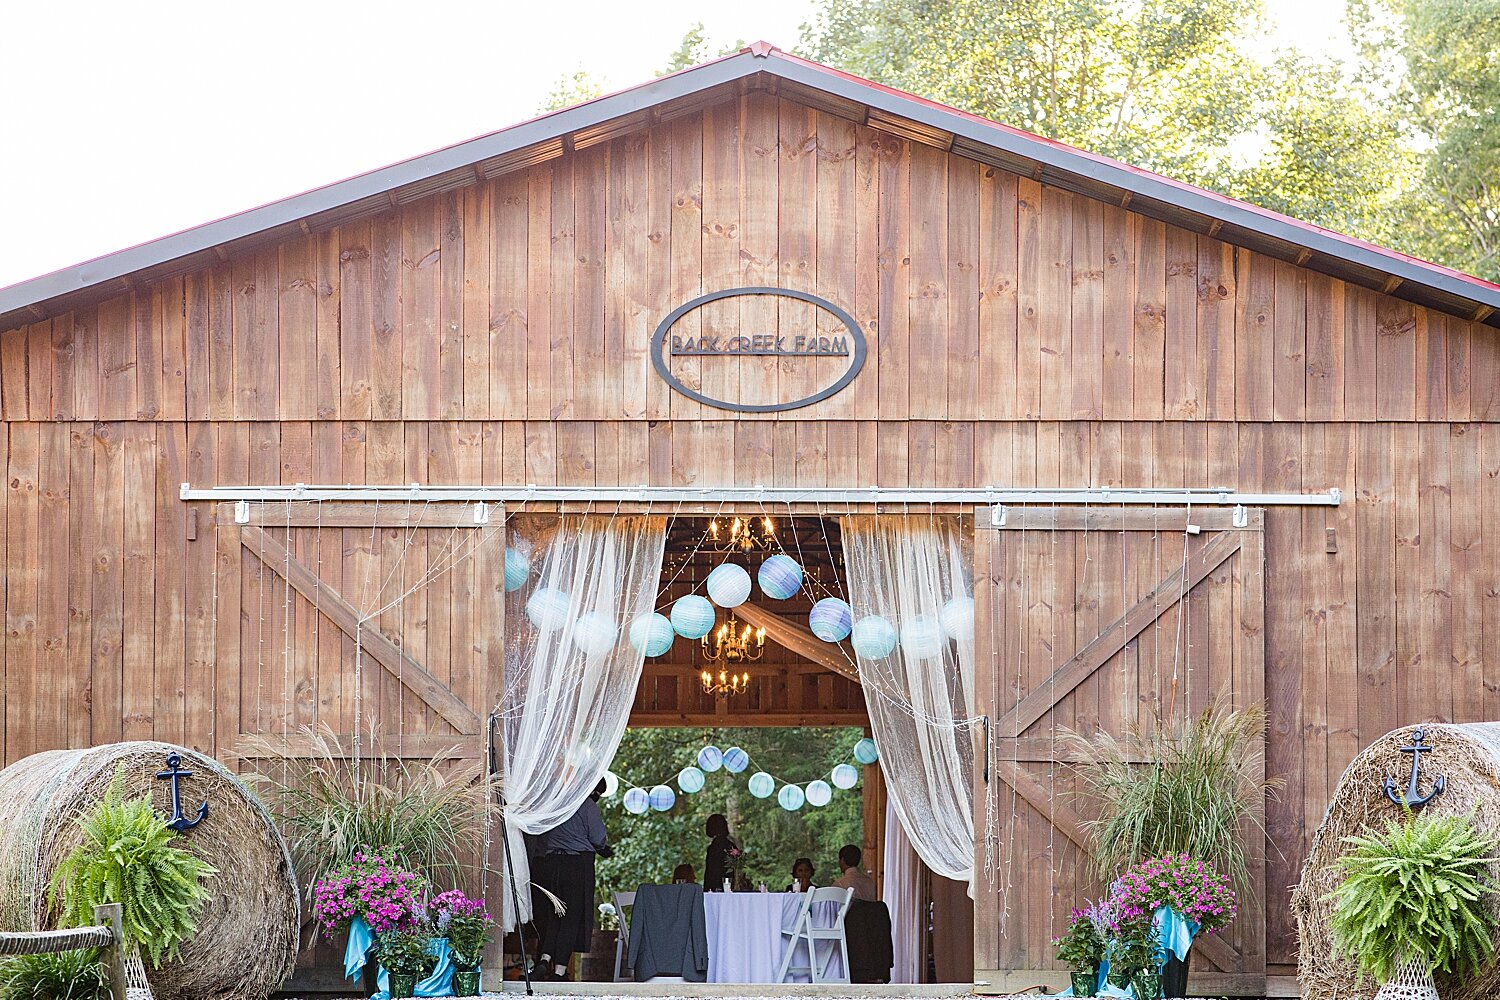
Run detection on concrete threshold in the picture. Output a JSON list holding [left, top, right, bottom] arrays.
[[494, 984, 975, 998]]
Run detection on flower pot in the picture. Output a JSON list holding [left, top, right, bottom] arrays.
[[580, 928, 618, 981], [1106, 966, 1134, 989], [1161, 947, 1190, 998], [1070, 970, 1097, 997], [388, 972, 418, 999], [1133, 970, 1163, 1000], [452, 968, 482, 996]]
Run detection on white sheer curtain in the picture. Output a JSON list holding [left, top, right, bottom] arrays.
[[842, 515, 976, 887], [498, 513, 666, 929], [883, 798, 924, 984]]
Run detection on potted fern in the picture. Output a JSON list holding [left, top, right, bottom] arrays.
[[1329, 811, 1498, 1000]]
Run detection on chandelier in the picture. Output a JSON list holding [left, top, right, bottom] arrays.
[[700, 667, 751, 698], [701, 615, 765, 664], [707, 516, 776, 553]]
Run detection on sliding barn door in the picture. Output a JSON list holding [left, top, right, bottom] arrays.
[[972, 506, 1266, 995]]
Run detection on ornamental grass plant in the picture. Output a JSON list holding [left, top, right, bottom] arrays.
[[1329, 811, 1498, 982], [0, 950, 110, 1000]]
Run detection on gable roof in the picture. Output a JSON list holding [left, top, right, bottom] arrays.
[[3, 42, 1498, 333]]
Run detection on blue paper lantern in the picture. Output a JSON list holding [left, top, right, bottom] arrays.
[[697, 745, 724, 772], [525, 587, 572, 632], [831, 763, 859, 789], [705, 563, 752, 608], [900, 617, 945, 658], [628, 613, 675, 657], [671, 595, 716, 639], [503, 547, 530, 593], [648, 784, 676, 812], [678, 766, 705, 794], [853, 738, 879, 765], [805, 779, 833, 807], [940, 596, 976, 641], [570, 611, 619, 657], [778, 784, 806, 811], [808, 598, 854, 642], [748, 772, 775, 798], [851, 615, 898, 659], [758, 554, 803, 600], [622, 787, 649, 815], [722, 746, 749, 774]]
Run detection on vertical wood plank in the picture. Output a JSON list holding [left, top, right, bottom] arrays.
[[489, 174, 529, 420], [526, 166, 554, 421], [186, 272, 213, 420], [437, 190, 466, 418], [5, 425, 39, 759], [1069, 195, 1103, 419], [574, 147, 608, 420], [1163, 226, 1198, 419], [946, 158, 979, 421], [1343, 286, 1378, 421], [97, 295, 136, 422], [877, 135, 910, 420], [153, 424, 187, 745], [1131, 218, 1166, 420], [135, 288, 162, 420], [977, 168, 1017, 421], [1235, 252, 1274, 421], [1354, 423, 1396, 746], [1036, 187, 1072, 420], [339, 220, 375, 420], [401, 200, 441, 420], [315, 229, 343, 420], [121, 424, 155, 740], [1100, 206, 1133, 420], [66, 423, 96, 750], [279, 237, 319, 420], [184, 422, 217, 754], [1198, 238, 1235, 419], [816, 112, 859, 421], [907, 142, 949, 420], [160, 279, 187, 421], [667, 115, 706, 421], [1377, 296, 1417, 421], [371, 213, 404, 420]]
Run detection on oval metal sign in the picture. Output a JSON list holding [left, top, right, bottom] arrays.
[[650, 287, 868, 413]]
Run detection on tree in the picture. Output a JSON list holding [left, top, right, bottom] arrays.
[[539, 68, 604, 114]]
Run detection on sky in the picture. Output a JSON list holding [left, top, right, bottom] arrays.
[[0, 0, 1350, 291]]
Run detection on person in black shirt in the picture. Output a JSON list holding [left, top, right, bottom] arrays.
[[533, 780, 612, 980], [785, 857, 816, 892], [702, 813, 740, 891]]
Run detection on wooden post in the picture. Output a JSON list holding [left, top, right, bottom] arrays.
[[94, 903, 126, 1000]]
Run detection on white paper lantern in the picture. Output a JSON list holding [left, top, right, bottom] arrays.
[[697, 745, 724, 773], [602, 770, 620, 797], [748, 772, 775, 798], [831, 763, 859, 789], [628, 613, 675, 657], [623, 787, 649, 815], [900, 617, 945, 659], [722, 746, 749, 774], [705, 563, 752, 608], [678, 766, 705, 794], [670, 595, 716, 639], [940, 596, 975, 641], [571, 611, 619, 657], [805, 779, 833, 807], [851, 615, 898, 659], [525, 587, 572, 632], [778, 783, 806, 811], [758, 554, 804, 600], [503, 547, 530, 593], [648, 784, 676, 812], [808, 598, 854, 642]]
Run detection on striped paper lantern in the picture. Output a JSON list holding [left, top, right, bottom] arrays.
[[808, 598, 854, 642], [853, 738, 879, 765], [503, 547, 530, 593], [757, 554, 803, 600], [648, 784, 677, 812], [777, 784, 806, 811], [805, 780, 833, 807], [670, 595, 716, 639], [722, 746, 749, 774], [628, 613, 675, 657], [940, 596, 975, 641], [748, 772, 775, 799], [623, 787, 649, 815], [705, 563, 752, 608], [900, 617, 945, 658], [697, 745, 724, 772], [525, 587, 572, 632], [570, 611, 619, 657], [851, 615, 898, 659], [831, 763, 859, 789], [678, 766, 705, 794]]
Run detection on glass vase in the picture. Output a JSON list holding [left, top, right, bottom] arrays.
[[1070, 969, 1096, 997], [1133, 970, 1163, 1000], [388, 972, 417, 999], [452, 968, 481, 996]]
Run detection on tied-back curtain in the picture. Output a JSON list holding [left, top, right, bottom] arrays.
[[882, 797, 923, 983], [498, 513, 666, 929], [842, 515, 976, 887]]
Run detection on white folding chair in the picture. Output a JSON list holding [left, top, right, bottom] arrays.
[[777, 886, 853, 984], [612, 890, 636, 983]]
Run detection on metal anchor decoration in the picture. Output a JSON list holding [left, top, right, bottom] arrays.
[[156, 752, 209, 831], [1383, 726, 1446, 808]]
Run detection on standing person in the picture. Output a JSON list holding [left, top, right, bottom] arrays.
[[533, 779, 612, 981], [831, 844, 878, 901], [702, 814, 740, 891]]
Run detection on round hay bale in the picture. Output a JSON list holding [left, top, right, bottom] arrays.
[[0, 741, 298, 1000], [1293, 723, 1500, 1000]]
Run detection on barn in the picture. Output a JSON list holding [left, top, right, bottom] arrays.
[[1, 42, 1498, 997]]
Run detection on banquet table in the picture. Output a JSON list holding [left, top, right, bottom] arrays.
[[701, 891, 847, 984]]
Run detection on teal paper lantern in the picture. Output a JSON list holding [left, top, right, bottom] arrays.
[[808, 598, 854, 642], [940, 596, 975, 641], [748, 771, 775, 798], [758, 554, 803, 600], [722, 746, 749, 774], [851, 615, 898, 659], [697, 745, 724, 772], [648, 784, 676, 812], [831, 763, 859, 789], [671, 595, 716, 639], [900, 617, 945, 658], [623, 787, 649, 815], [570, 611, 619, 657], [678, 766, 705, 794], [628, 613, 675, 657], [705, 563, 752, 608], [853, 738, 879, 765], [805, 779, 833, 807], [525, 587, 572, 632], [778, 784, 806, 811], [503, 547, 530, 592]]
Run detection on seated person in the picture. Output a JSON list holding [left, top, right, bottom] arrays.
[[672, 863, 696, 884], [831, 844, 878, 902], [785, 857, 816, 892], [732, 871, 754, 892]]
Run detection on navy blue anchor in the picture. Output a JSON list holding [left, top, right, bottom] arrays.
[[156, 752, 209, 831], [1383, 727, 1446, 808]]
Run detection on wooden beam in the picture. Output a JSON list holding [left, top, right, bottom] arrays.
[[993, 736, 1151, 763], [628, 710, 870, 728], [234, 732, 480, 759], [239, 525, 480, 734], [733, 602, 861, 683], [996, 528, 1244, 738]]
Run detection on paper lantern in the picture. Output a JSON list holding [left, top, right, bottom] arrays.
[[805, 780, 833, 808], [697, 745, 724, 772], [503, 547, 530, 593], [851, 615, 898, 659], [748, 772, 775, 799], [778, 784, 806, 811], [853, 738, 879, 765], [670, 595, 716, 639], [628, 613, 675, 657], [602, 771, 620, 797], [808, 597, 854, 642], [758, 554, 803, 600], [648, 784, 676, 812], [722, 746, 749, 774], [831, 763, 859, 789], [940, 596, 975, 641], [678, 766, 705, 794], [900, 617, 945, 659], [622, 787, 649, 815], [525, 587, 572, 632], [570, 611, 619, 657], [705, 563, 752, 608]]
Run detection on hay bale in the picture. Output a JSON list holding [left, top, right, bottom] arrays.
[[1293, 723, 1500, 1000], [0, 741, 298, 1000]]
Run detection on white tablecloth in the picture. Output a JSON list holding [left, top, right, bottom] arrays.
[[701, 892, 846, 983]]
